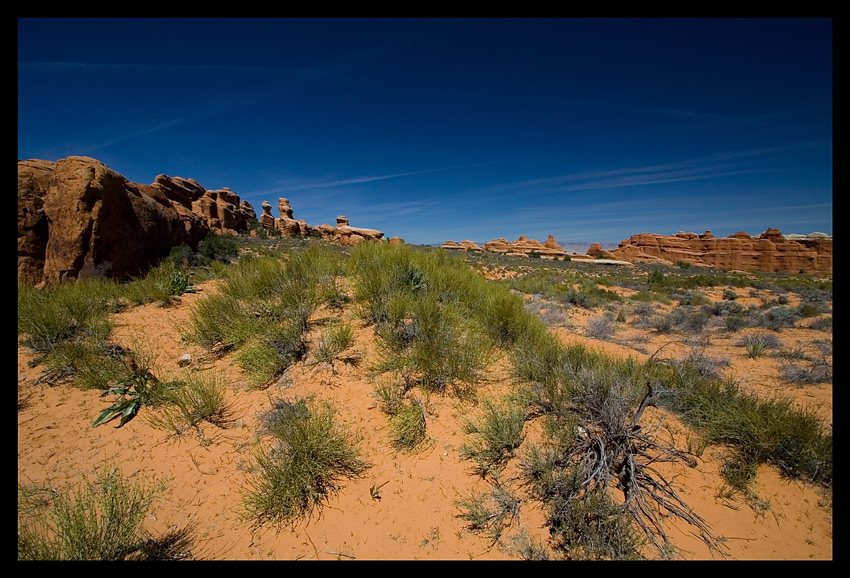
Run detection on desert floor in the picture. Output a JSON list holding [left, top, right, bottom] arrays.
[[17, 264, 832, 561]]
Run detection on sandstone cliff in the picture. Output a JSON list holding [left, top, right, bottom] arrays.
[[606, 229, 832, 274], [17, 156, 256, 285]]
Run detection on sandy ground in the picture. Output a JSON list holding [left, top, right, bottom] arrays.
[[17, 274, 832, 561]]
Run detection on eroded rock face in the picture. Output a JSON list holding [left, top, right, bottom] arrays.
[[18, 159, 55, 284], [17, 156, 257, 285], [608, 229, 832, 274]]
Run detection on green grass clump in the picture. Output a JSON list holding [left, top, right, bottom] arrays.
[[314, 321, 355, 365], [461, 398, 526, 476], [18, 466, 192, 560], [18, 278, 118, 353], [243, 399, 368, 528], [145, 372, 237, 434], [653, 360, 832, 488], [455, 484, 521, 545], [737, 333, 784, 358], [185, 246, 343, 384], [387, 396, 430, 451]]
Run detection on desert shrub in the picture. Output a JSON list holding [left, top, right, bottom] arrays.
[[737, 333, 784, 359], [243, 400, 368, 527], [795, 303, 829, 318], [671, 305, 711, 333], [653, 362, 832, 488], [585, 315, 616, 340], [707, 300, 745, 317], [185, 247, 341, 384], [145, 371, 237, 434], [724, 313, 751, 332], [198, 231, 239, 264], [509, 528, 552, 560], [779, 360, 833, 385], [674, 291, 711, 307], [795, 286, 832, 304], [722, 289, 738, 301], [647, 269, 665, 287], [541, 306, 570, 327], [754, 306, 800, 331], [808, 316, 832, 332], [455, 484, 521, 545], [349, 244, 498, 395], [236, 320, 308, 387], [461, 398, 526, 476], [630, 289, 672, 304], [373, 294, 492, 395], [313, 321, 355, 365], [18, 466, 192, 560], [387, 396, 429, 451]]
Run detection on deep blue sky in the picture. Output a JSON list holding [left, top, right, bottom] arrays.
[[18, 18, 832, 246]]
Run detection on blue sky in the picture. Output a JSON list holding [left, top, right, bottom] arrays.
[[18, 18, 832, 247]]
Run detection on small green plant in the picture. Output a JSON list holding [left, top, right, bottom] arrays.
[[461, 398, 526, 476], [146, 372, 237, 434], [198, 231, 239, 264], [722, 288, 738, 301], [737, 333, 783, 359], [92, 353, 174, 428], [647, 269, 665, 286], [456, 484, 521, 544], [168, 268, 196, 296], [388, 396, 429, 451], [314, 321, 355, 366]]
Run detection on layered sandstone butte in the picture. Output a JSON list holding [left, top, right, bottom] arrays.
[[17, 156, 256, 285], [607, 229, 832, 274], [480, 234, 567, 259], [440, 240, 484, 252]]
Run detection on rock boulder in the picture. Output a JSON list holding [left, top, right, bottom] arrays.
[[17, 156, 257, 285]]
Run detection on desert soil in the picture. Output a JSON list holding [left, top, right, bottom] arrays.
[[17, 273, 832, 561]]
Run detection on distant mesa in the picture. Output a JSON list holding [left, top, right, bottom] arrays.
[[443, 234, 569, 259], [17, 156, 386, 286], [603, 228, 832, 274]]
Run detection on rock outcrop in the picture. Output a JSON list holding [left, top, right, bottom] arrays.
[[260, 208, 385, 246], [481, 235, 567, 259], [441, 240, 484, 252], [607, 228, 832, 274], [17, 156, 256, 285]]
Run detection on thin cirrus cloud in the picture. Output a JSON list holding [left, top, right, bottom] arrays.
[[492, 143, 821, 197]]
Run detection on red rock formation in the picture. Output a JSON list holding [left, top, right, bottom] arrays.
[[441, 240, 484, 252], [480, 235, 566, 259], [17, 156, 257, 285], [257, 204, 385, 245], [608, 229, 832, 274]]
